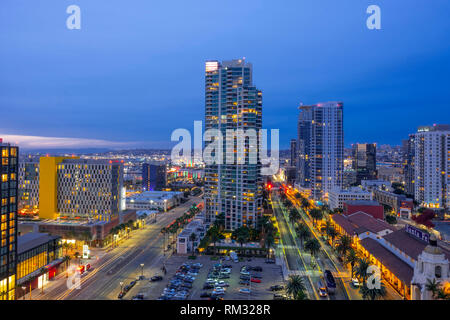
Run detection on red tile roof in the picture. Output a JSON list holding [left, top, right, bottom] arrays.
[[332, 211, 396, 236], [382, 228, 450, 261], [360, 238, 414, 285]]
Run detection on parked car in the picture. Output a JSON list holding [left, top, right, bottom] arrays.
[[239, 280, 250, 286], [273, 294, 287, 300], [239, 288, 251, 294], [212, 289, 225, 296], [200, 292, 211, 298], [203, 284, 214, 290], [251, 278, 261, 283], [269, 285, 284, 291], [151, 275, 163, 282]]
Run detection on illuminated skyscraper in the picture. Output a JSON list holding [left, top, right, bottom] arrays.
[[297, 102, 344, 200], [142, 163, 166, 191], [204, 59, 263, 230], [352, 143, 377, 185], [414, 125, 450, 209], [0, 140, 18, 300]]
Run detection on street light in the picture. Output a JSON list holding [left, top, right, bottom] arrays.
[[119, 281, 124, 293], [140, 263, 144, 278]]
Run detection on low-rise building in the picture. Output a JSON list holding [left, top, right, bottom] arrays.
[[328, 187, 373, 210], [177, 212, 208, 254], [344, 200, 384, 220], [126, 191, 183, 212], [373, 189, 414, 215], [16, 232, 63, 299], [332, 212, 450, 300]]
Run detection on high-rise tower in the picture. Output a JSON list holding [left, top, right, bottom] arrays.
[[297, 102, 344, 200], [204, 59, 263, 230]]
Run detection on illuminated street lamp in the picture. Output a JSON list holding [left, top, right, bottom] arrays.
[[140, 263, 144, 278], [119, 281, 124, 293]]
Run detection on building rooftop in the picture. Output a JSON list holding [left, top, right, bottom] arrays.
[[18, 232, 60, 254], [360, 238, 414, 285], [345, 200, 381, 206], [332, 211, 396, 235], [383, 227, 450, 261]]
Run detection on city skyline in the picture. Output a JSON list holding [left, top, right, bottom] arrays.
[[1, 1, 450, 149]]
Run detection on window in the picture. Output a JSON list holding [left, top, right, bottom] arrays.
[[435, 265, 442, 278]]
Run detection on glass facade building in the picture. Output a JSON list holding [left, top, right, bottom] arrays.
[[204, 59, 263, 230]]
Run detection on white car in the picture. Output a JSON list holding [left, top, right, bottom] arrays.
[[352, 278, 360, 287], [212, 289, 225, 295]]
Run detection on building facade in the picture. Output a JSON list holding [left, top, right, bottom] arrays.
[[404, 134, 416, 197], [39, 157, 124, 222], [142, 163, 167, 191], [328, 187, 373, 210], [18, 159, 39, 211], [290, 139, 297, 167], [204, 59, 263, 230], [352, 143, 377, 185], [414, 125, 450, 209], [0, 140, 18, 300], [297, 102, 344, 200]]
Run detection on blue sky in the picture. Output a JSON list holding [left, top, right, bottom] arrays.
[[1, 0, 449, 149]]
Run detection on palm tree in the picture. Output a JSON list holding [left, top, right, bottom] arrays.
[[286, 275, 306, 299], [360, 283, 387, 300], [327, 228, 338, 246], [289, 208, 301, 222], [304, 239, 320, 258], [336, 235, 352, 258], [265, 234, 275, 259], [296, 224, 311, 248], [354, 258, 371, 283], [425, 278, 440, 299], [345, 249, 359, 278], [189, 232, 197, 255], [295, 290, 309, 300], [322, 220, 333, 240], [309, 208, 323, 225], [301, 198, 310, 211]]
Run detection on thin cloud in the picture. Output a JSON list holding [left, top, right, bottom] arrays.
[[0, 134, 138, 149]]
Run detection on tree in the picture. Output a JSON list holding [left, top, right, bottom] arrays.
[[309, 208, 323, 225], [189, 233, 198, 255], [345, 249, 359, 278], [265, 234, 275, 259], [289, 208, 301, 222], [232, 226, 250, 247], [213, 213, 225, 231], [412, 209, 435, 229], [322, 220, 333, 240], [360, 283, 387, 300], [301, 198, 310, 211], [336, 235, 352, 258], [385, 215, 397, 225], [286, 275, 306, 299], [425, 278, 440, 299], [354, 258, 371, 283], [327, 228, 338, 246], [296, 224, 311, 248], [304, 239, 320, 257]]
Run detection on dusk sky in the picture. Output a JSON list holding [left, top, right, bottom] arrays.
[[1, 0, 449, 149]]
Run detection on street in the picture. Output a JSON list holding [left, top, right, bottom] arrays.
[[32, 196, 203, 300]]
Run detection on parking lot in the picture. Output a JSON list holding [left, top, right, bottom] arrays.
[[143, 255, 285, 300]]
